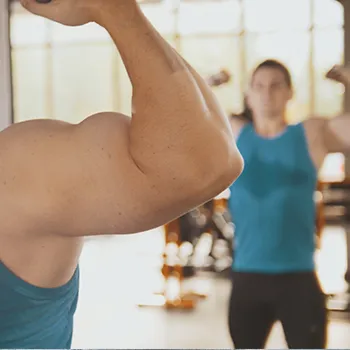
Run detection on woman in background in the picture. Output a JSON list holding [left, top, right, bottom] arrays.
[[227, 59, 350, 349]]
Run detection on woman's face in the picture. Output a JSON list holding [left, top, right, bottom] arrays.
[[247, 67, 293, 120]]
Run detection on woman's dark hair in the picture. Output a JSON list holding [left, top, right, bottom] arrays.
[[240, 96, 253, 122], [230, 96, 253, 122], [231, 59, 292, 123], [252, 59, 292, 88]]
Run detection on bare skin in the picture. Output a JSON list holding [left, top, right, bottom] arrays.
[[230, 64, 350, 171], [0, 0, 243, 289]]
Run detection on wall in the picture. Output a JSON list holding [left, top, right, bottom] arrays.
[[8, 0, 345, 125], [0, 0, 12, 131]]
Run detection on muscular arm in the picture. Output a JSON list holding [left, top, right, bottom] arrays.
[[8, 0, 243, 237], [307, 65, 350, 154]]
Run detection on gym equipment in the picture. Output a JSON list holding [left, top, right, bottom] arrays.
[[137, 192, 233, 310], [317, 179, 350, 312], [137, 219, 207, 310], [177, 208, 203, 278], [36, 0, 52, 3], [189, 189, 234, 276]]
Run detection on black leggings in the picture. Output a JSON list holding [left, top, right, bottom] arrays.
[[228, 271, 327, 349]]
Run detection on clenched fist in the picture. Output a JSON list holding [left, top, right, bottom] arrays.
[[326, 65, 350, 85], [20, 0, 130, 26]]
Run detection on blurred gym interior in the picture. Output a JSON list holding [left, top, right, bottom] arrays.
[[1, 0, 350, 348]]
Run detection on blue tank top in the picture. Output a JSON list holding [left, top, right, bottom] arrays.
[[228, 122, 317, 273], [0, 261, 79, 348]]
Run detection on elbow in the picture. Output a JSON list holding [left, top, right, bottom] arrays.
[[186, 145, 244, 201], [225, 149, 244, 184], [141, 145, 243, 223], [212, 147, 244, 190], [199, 127, 244, 190]]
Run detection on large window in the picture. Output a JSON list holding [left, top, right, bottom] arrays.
[[9, 0, 344, 124]]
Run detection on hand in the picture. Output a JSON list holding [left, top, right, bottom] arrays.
[[207, 69, 231, 87], [217, 70, 231, 84], [20, 0, 108, 26], [326, 65, 350, 85]]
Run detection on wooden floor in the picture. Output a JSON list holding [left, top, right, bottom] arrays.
[[71, 226, 350, 348]]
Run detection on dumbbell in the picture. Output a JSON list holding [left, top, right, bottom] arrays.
[[36, 0, 52, 3]]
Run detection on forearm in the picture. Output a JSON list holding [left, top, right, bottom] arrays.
[[95, 1, 237, 177], [145, 26, 232, 130], [136, 26, 231, 133], [154, 33, 229, 125], [321, 65, 350, 152], [180, 57, 232, 133]]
